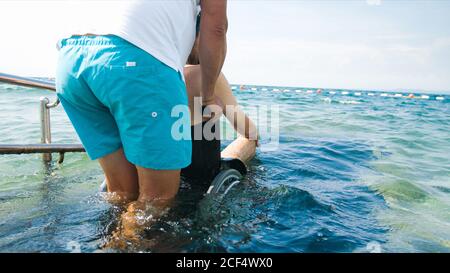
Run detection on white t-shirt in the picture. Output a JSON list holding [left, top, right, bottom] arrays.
[[62, 0, 200, 73]]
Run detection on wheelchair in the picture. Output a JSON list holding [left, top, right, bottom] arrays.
[[99, 157, 247, 198]]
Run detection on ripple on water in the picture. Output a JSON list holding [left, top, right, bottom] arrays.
[[1, 85, 450, 252]]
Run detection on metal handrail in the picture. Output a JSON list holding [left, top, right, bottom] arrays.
[[0, 144, 85, 154], [0, 72, 83, 163], [0, 72, 56, 91]]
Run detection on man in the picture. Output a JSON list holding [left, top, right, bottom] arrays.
[[56, 0, 228, 206], [181, 17, 258, 181]]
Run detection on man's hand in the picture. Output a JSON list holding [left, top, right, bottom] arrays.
[[199, 0, 228, 106], [202, 95, 216, 106], [202, 96, 224, 122]]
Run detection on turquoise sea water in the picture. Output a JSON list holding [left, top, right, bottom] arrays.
[[0, 83, 449, 252]]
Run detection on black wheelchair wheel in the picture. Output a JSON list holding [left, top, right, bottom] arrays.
[[99, 165, 245, 198], [206, 168, 242, 196]]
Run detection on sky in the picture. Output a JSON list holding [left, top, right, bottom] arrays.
[[0, 0, 450, 93]]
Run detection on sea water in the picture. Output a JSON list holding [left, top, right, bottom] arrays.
[[0, 83, 449, 252]]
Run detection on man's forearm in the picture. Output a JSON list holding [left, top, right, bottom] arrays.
[[199, 0, 228, 105], [199, 30, 227, 104]]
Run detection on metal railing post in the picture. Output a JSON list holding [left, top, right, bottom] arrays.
[[40, 97, 52, 162]]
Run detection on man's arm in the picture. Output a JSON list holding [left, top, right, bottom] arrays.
[[199, 0, 228, 106], [218, 75, 258, 163], [215, 73, 258, 141]]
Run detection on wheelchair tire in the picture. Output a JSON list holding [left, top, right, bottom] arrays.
[[206, 168, 242, 196], [100, 179, 107, 192]]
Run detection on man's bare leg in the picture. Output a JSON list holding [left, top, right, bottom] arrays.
[[98, 148, 139, 202], [111, 168, 181, 245], [136, 168, 181, 202], [221, 136, 257, 164]]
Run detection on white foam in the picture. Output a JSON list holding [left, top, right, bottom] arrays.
[[420, 95, 430, 99], [251, 88, 257, 91], [436, 96, 445, 101], [339, 100, 361, 105], [341, 91, 349, 95], [354, 92, 362, 96], [329, 91, 336, 95], [306, 90, 314, 94], [394, 93, 403, 97], [368, 93, 375, 96], [261, 88, 268, 91], [380, 93, 388, 97]]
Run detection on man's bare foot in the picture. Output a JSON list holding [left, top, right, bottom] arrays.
[[103, 200, 171, 250]]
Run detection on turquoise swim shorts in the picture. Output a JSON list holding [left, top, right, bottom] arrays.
[[56, 35, 191, 170]]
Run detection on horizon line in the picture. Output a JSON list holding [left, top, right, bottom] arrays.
[[2, 74, 449, 96]]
